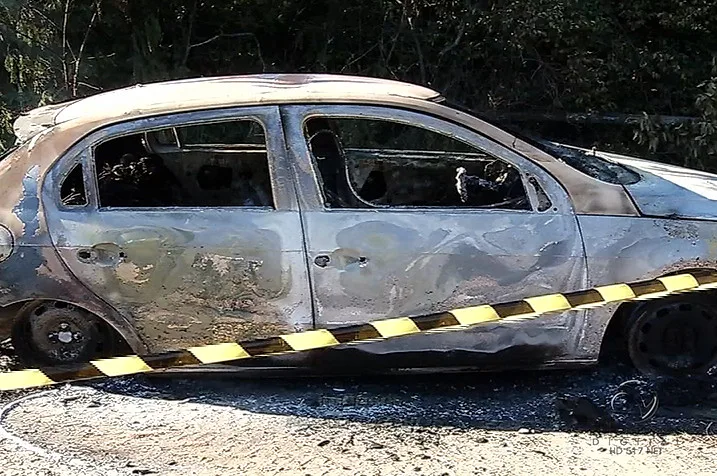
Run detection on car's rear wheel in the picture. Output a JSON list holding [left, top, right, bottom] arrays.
[[626, 298, 717, 376], [11, 301, 115, 366]]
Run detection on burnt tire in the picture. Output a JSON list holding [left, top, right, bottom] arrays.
[[626, 298, 717, 377], [12, 301, 107, 366]]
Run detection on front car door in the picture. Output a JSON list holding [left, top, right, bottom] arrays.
[[42, 106, 312, 352], [283, 104, 588, 367]]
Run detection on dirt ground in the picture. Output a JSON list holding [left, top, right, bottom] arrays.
[[0, 361, 715, 476]]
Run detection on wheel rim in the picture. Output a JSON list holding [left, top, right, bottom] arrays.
[[22, 302, 100, 364], [632, 302, 717, 375]]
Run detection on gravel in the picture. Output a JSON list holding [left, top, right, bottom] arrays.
[[0, 362, 715, 475]]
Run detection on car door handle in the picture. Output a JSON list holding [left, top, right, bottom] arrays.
[[77, 248, 96, 263], [345, 256, 369, 267], [314, 255, 331, 267], [77, 244, 126, 265]]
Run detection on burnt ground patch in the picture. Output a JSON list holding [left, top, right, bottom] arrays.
[[90, 362, 717, 436]]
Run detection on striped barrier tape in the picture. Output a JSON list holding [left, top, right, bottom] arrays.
[[2, 270, 717, 391]]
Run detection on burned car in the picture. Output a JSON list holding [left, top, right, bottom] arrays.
[[1, 74, 716, 377]]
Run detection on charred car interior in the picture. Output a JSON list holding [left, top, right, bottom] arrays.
[[61, 119, 274, 209], [62, 114, 531, 212], [304, 117, 530, 209]]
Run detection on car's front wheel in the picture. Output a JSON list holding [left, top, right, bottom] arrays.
[[626, 297, 717, 376]]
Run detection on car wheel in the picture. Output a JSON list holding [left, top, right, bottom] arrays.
[[627, 298, 717, 376], [12, 301, 104, 366]]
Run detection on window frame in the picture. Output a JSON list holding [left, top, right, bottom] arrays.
[[174, 120, 268, 150], [284, 104, 565, 214], [54, 151, 95, 212], [59, 161, 90, 208], [49, 106, 297, 213]]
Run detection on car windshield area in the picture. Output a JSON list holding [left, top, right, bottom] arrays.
[[536, 141, 641, 185], [303, 116, 531, 210], [442, 101, 641, 186]]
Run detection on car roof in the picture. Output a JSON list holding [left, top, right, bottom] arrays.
[[56, 74, 441, 124], [13, 74, 441, 143]]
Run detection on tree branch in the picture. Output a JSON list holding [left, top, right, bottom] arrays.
[[439, 21, 466, 56], [187, 32, 265, 71], [29, 5, 76, 62], [76, 81, 101, 91], [188, 33, 248, 51], [407, 16, 426, 84], [384, 2, 407, 71], [340, 43, 379, 73], [179, 0, 198, 68], [62, 0, 72, 91], [71, 0, 100, 97]]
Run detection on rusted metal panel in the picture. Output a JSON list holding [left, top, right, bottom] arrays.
[[13, 74, 440, 141], [40, 106, 312, 352], [0, 135, 146, 350], [595, 151, 717, 220], [281, 104, 588, 362], [13, 101, 78, 143], [300, 209, 587, 317], [578, 216, 717, 286]]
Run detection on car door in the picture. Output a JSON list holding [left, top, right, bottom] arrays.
[[42, 106, 312, 352], [282, 104, 588, 360]]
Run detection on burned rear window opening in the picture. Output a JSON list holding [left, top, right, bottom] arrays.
[[92, 119, 274, 208], [60, 163, 88, 207], [304, 116, 530, 210]]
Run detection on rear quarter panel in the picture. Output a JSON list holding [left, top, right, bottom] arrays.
[[0, 132, 145, 350]]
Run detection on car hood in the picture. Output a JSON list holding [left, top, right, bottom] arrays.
[[592, 150, 717, 220]]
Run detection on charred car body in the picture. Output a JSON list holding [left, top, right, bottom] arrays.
[[1, 74, 716, 376]]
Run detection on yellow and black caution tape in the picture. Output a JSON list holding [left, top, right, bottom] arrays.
[[2, 270, 717, 391]]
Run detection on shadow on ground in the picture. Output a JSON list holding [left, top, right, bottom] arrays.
[[90, 362, 717, 436]]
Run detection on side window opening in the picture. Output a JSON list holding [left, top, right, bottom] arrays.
[[528, 176, 553, 212], [93, 119, 274, 208], [177, 120, 266, 149], [303, 117, 530, 210], [60, 163, 88, 207]]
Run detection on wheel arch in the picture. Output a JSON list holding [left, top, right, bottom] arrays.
[[4, 296, 146, 356], [598, 265, 717, 363]]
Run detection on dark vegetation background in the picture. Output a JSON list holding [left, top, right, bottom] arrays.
[[2, 0, 717, 170]]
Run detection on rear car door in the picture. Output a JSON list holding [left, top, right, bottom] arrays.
[[282, 104, 588, 364], [42, 106, 312, 352]]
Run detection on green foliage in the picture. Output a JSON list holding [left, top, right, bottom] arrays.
[[1, 0, 717, 169], [635, 75, 717, 171]]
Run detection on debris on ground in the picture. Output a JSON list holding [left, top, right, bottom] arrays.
[[0, 363, 714, 474]]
